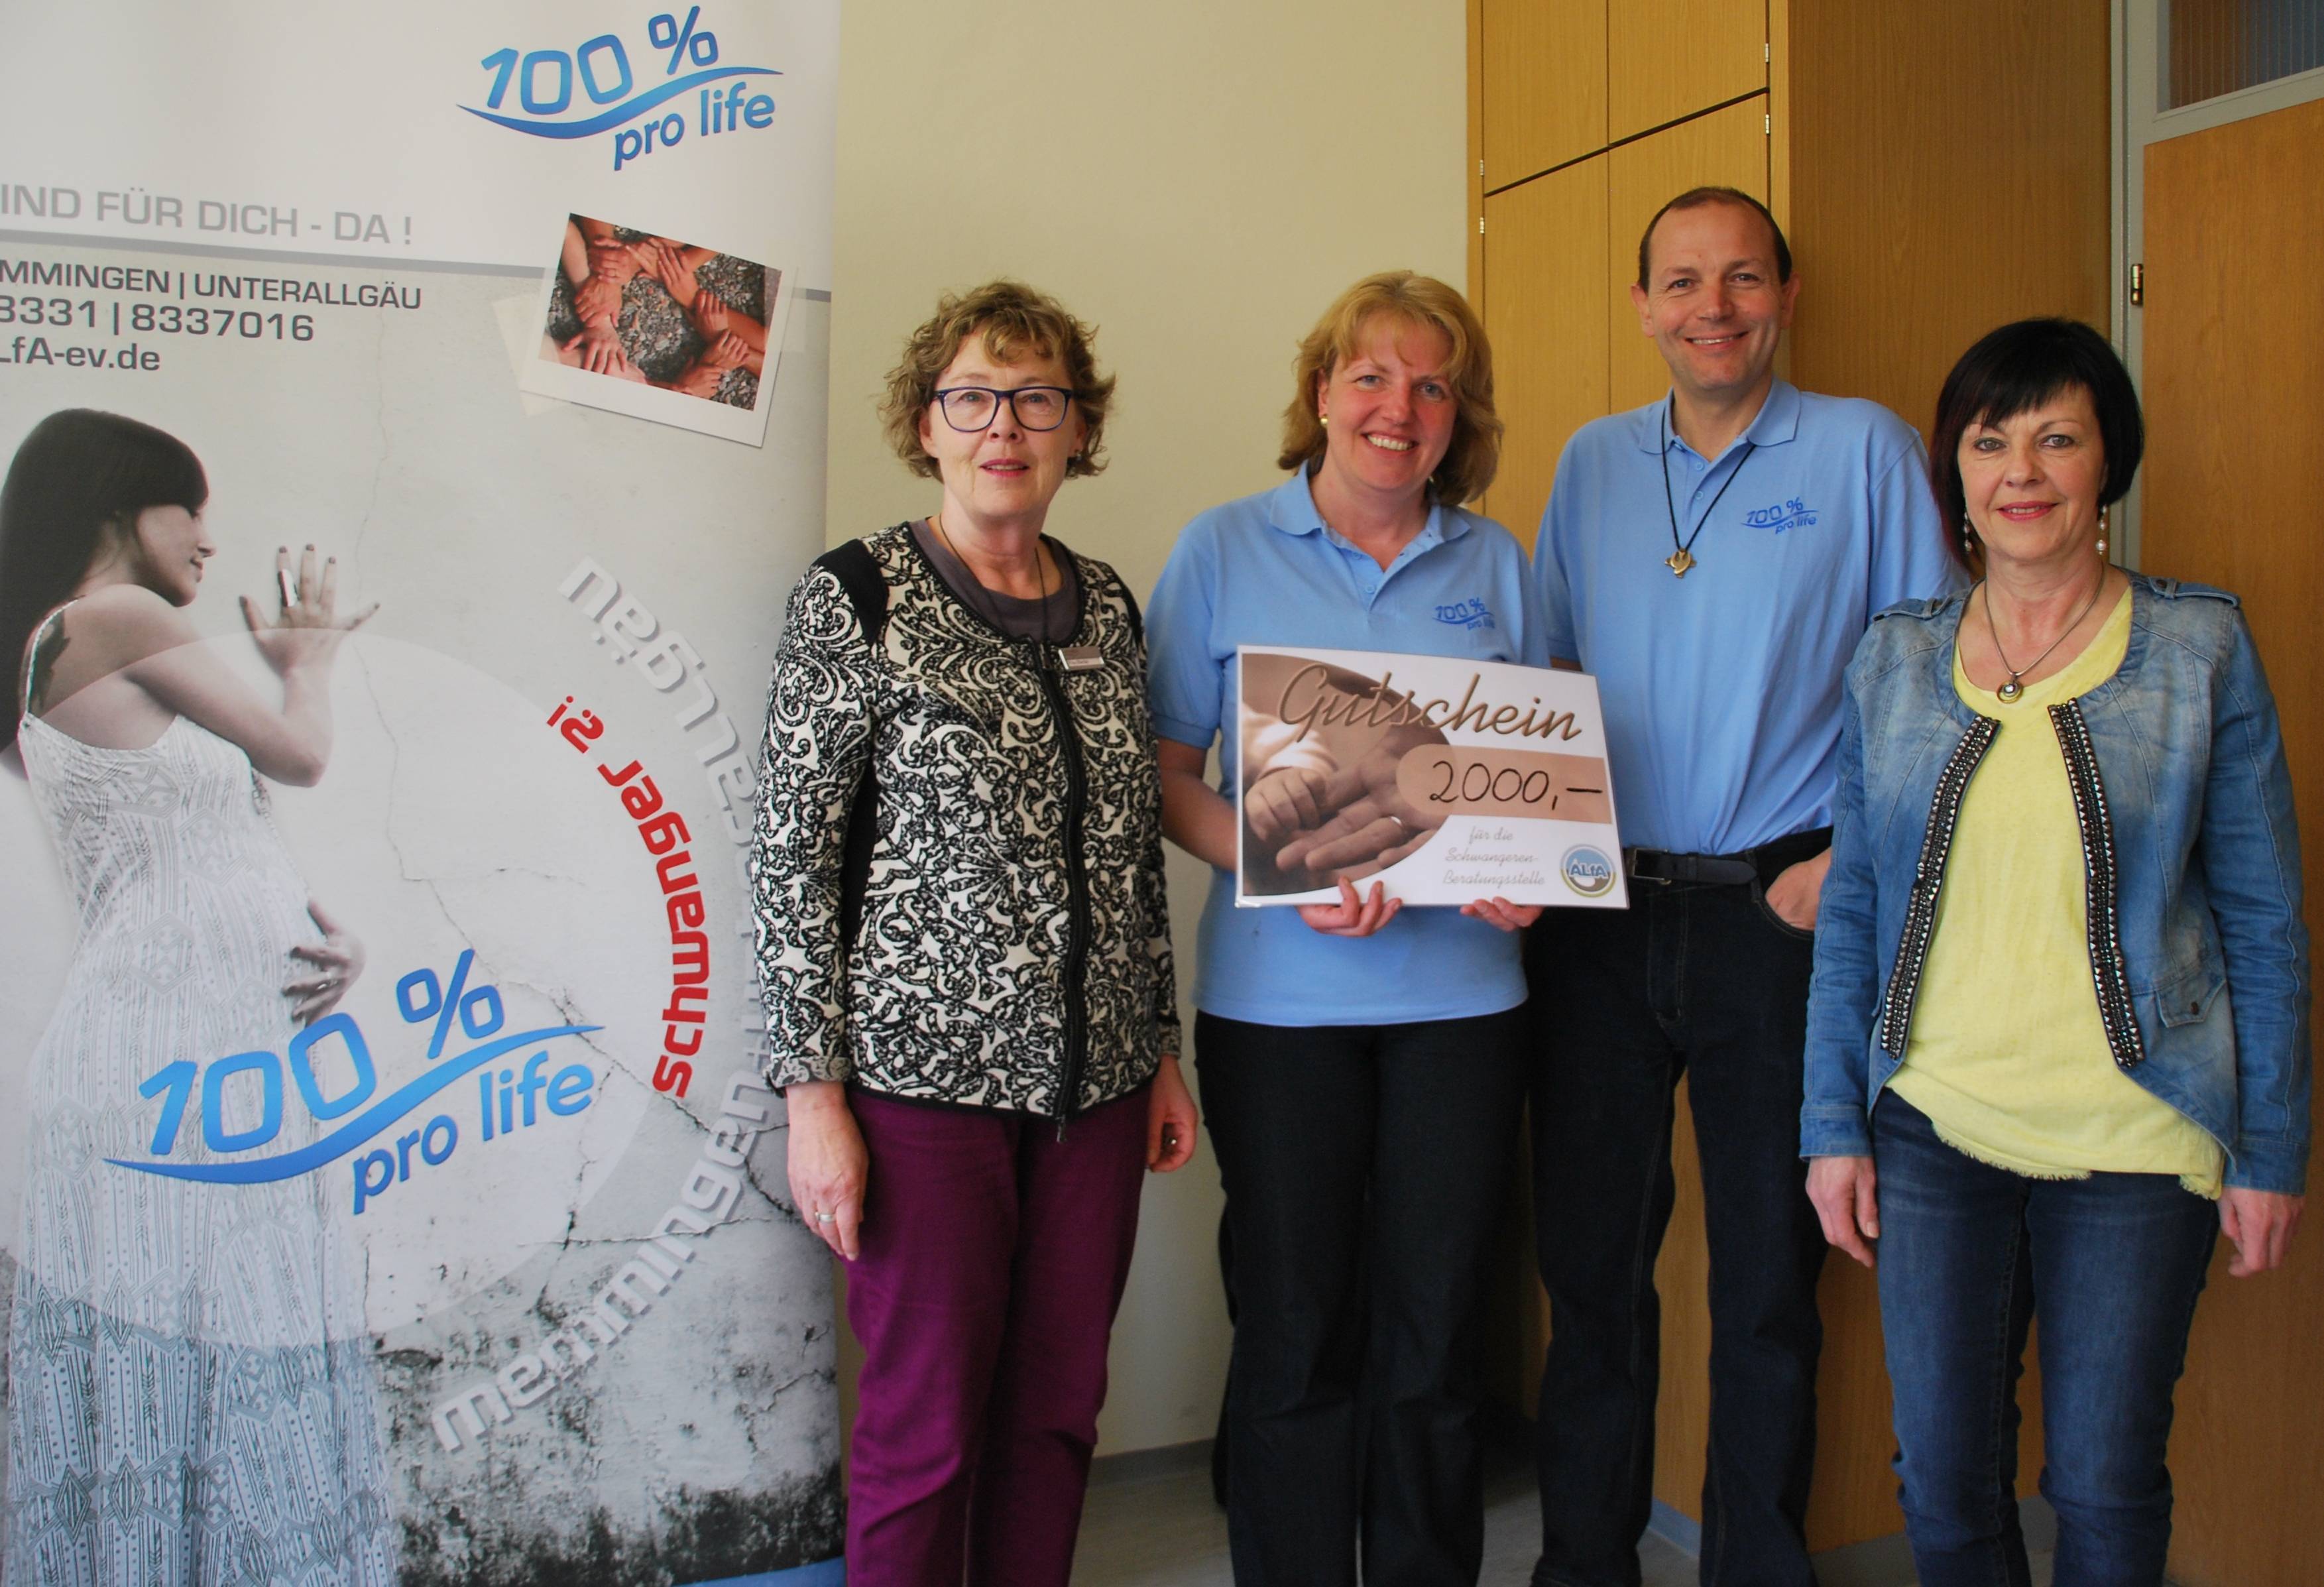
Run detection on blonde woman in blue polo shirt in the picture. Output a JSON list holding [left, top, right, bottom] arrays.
[[1147, 271, 1542, 1586]]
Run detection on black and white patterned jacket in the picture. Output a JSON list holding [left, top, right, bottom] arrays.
[[752, 524, 1179, 1119]]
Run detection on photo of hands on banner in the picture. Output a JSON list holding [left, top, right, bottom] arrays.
[[522, 211, 793, 447], [1236, 646, 1626, 908], [544, 214, 772, 406]]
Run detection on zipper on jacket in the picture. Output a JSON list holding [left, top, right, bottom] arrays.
[[1029, 641, 1094, 1135]]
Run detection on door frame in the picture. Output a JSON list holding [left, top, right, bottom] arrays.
[[2113, 0, 2324, 567]]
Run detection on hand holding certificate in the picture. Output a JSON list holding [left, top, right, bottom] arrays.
[[1236, 646, 1628, 910]]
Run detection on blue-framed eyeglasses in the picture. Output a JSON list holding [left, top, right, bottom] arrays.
[[931, 385, 1075, 432]]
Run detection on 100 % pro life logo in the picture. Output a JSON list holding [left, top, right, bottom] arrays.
[[111, 949, 599, 1219], [461, 7, 780, 172]]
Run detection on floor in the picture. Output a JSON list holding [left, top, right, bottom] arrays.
[[1073, 1441, 2058, 1586], [1075, 1444, 1691, 1586]]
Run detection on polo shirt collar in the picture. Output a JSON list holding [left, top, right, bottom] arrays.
[[1634, 378, 1804, 457], [1264, 467, 1468, 547]]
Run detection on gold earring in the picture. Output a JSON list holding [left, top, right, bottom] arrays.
[[1319, 412, 1328, 428]]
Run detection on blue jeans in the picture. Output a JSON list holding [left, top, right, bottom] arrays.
[[1527, 874, 1829, 1587], [1872, 1093, 2219, 1587]]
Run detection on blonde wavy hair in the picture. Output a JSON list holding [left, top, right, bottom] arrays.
[[1277, 271, 1501, 505], [880, 280, 1115, 480]]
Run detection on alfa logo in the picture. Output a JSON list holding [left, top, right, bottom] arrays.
[[1560, 845, 1616, 898]]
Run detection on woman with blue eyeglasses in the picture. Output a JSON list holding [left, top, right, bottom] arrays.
[[752, 280, 1193, 1585], [1802, 319, 2307, 1586]]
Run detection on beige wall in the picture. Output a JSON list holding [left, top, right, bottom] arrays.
[[825, 0, 1471, 1452]]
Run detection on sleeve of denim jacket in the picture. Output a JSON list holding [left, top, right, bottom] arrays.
[[751, 562, 877, 1088], [1801, 670, 1883, 1159], [2198, 611, 2311, 1193]]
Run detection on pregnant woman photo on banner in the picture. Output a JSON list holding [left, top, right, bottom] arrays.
[[0, 409, 395, 1586]]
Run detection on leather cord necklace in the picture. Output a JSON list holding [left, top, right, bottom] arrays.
[[1658, 403, 1754, 577], [1980, 574, 2105, 703], [930, 512, 1103, 669]]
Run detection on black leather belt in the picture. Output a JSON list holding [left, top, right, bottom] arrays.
[[1625, 826, 1832, 888]]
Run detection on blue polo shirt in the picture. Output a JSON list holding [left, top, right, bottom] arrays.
[[1532, 381, 1963, 855], [1146, 471, 1543, 1027]]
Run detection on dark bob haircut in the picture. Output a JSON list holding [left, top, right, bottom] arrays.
[[1636, 186, 1793, 289], [1, 409, 207, 749], [1930, 318, 2143, 573]]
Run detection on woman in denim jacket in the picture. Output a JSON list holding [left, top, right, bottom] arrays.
[[1799, 320, 2307, 1587]]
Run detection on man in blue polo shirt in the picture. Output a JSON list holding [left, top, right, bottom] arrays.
[[1527, 188, 1961, 1587]]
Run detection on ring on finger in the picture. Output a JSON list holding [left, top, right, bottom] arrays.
[[814, 1210, 835, 1224]]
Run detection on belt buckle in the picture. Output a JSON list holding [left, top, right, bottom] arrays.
[[1623, 848, 1673, 886]]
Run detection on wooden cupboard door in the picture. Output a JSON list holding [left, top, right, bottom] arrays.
[[1783, 0, 2110, 447], [1607, 0, 1764, 144], [1481, 0, 1607, 188], [1605, 97, 1769, 412], [1482, 156, 1610, 542], [2141, 95, 2324, 1587]]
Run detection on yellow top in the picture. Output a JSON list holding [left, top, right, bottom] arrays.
[[1888, 586, 2223, 1197]]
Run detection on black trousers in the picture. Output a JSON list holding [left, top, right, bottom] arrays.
[[1197, 1006, 1529, 1587], [1527, 877, 1830, 1587]]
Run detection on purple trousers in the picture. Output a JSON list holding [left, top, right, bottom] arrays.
[[843, 1082, 1151, 1586]]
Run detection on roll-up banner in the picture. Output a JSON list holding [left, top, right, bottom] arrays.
[[0, 4, 842, 1582]]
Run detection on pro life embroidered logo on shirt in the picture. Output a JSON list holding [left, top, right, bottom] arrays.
[[1434, 597, 1496, 631], [1743, 498, 1818, 533]]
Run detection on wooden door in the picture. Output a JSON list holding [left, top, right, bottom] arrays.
[[1605, 95, 1769, 411], [1482, 156, 1611, 543], [2140, 93, 2324, 1587], [1607, 0, 1765, 143], [1480, 0, 1607, 188]]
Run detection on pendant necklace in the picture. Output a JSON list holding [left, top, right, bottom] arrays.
[[1981, 575, 2105, 703], [1658, 403, 1754, 577]]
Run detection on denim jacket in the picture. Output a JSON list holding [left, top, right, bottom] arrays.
[[1800, 574, 2311, 1194]]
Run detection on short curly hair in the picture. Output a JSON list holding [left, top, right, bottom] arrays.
[[1277, 272, 1501, 506], [879, 280, 1115, 480]]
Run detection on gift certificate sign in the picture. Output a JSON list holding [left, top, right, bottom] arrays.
[[1235, 646, 1628, 909]]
